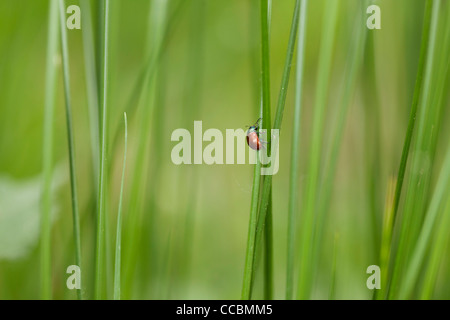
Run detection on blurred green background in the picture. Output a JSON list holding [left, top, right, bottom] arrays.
[[0, 0, 449, 300]]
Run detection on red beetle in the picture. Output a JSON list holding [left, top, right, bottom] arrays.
[[246, 118, 264, 151]]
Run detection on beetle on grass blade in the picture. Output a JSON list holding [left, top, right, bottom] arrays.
[[246, 117, 267, 151]]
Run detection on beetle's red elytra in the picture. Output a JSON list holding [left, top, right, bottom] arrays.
[[246, 118, 263, 151]]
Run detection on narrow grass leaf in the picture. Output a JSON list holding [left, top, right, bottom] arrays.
[[260, 0, 273, 301], [254, 0, 301, 299], [391, 0, 433, 225], [297, 0, 339, 300], [122, 0, 169, 299], [312, 0, 369, 293], [388, 0, 442, 298], [242, 152, 262, 300], [399, 136, 450, 299], [286, 0, 308, 300], [80, 0, 100, 192], [58, 0, 82, 300], [113, 112, 128, 300], [40, 0, 59, 300], [95, 0, 110, 300]]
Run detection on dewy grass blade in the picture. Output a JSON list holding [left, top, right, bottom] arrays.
[[286, 0, 307, 300], [297, 0, 339, 300], [95, 0, 110, 300], [58, 0, 82, 300], [114, 112, 128, 300], [40, 0, 59, 300]]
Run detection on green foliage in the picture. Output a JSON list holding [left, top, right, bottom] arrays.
[[0, 0, 449, 300]]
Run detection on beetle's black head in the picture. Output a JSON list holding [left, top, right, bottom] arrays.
[[247, 125, 258, 134]]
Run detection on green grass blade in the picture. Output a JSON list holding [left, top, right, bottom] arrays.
[[388, 0, 442, 299], [113, 112, 128, 300], [263, 195, 273, 299], [397, 2, 450, 299], [391, 0, 433, 225], [40, 0, 59, 300], [58, 0, 82, 300], [260, 0, 273, 300], [376, 177, 396, 300], [241, 152, 262, 300], [420, 22, 450, 299], [241, 0, 263, 300], [80, 0, 100, 193], [399, 137, 450, 299], [362, 25, 383, 260], [286, 0, 307, 300], [109, 0, 186, 152], [260, 0, 271, 157], [297, 0, 339, 300], [312, 0, 369, 295], [122, 0, 169, 299], [178, 0, 206, 296], [254, 0, 301, 299], [242, 0, 274, 299], [271, 0, 300, 132], [95, 0, 105, 99], [328, 233, 338, 300], [421, 193, 450, 299], [95, 0, 110, 300]]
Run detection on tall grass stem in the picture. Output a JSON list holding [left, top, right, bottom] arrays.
[[95, 0, 110, 300], [286, 0, 307, 300], [297, 0, 339, 300], [58, 0, 82, 300], [113, 112, 128, 300], [40, 0, 59, 300]]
